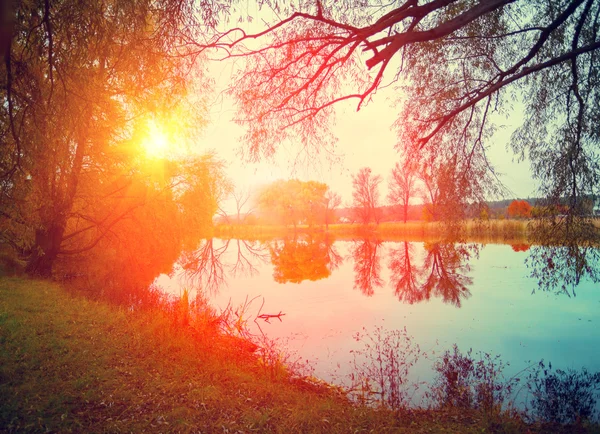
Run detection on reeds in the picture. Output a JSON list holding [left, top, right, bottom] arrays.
[[215, 220, 531, 243]]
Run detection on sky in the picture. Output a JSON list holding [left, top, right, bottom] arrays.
[[189, 6, 539, 215], [194, 65, 537, 214]]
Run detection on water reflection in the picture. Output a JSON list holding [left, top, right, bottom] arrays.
[[527, 244, 600, 297], [389, 241, 420, 303], [510, 243, 530, 252], [527, 217, 600, 295], [269, 234, 342, 283], [229, 239, 271, 278], [421, 242, 475, 308], [174, 235, 598, 305], [347, 327, 600, 423], [351, 239, 383, 296], [389, 241, 475, 307], [180, 238, 269, 293], [154, 237, 600, 424], [525, 362, 600, 424]]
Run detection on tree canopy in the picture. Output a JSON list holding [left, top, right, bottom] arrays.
[[0, 0, 228, 277], [507, 200, 533, 219], [257, 179, 332, 227], [207, 0, 599, 219], [352, 167, 382, 224]]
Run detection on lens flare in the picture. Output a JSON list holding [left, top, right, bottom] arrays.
[[143, 120, 170, 159]]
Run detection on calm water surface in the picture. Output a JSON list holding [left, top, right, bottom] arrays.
[[155, 237, 600, 410]]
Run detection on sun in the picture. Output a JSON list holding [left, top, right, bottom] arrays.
[[142, 120, 171, 159]]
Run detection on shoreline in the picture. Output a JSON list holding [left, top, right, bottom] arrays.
[[1, 276, 597, 432]]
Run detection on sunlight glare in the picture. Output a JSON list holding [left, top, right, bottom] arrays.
[[143, 120, 170, 159]]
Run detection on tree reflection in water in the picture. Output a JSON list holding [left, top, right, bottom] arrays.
[[421, 242, 476, 308], [525, 362, 600, 424], [350, 238, 383, 296], [269, 234, 343, 284], [180, 238, 269, 294], [527, 243, 600, 297], [389, 241, 476, 307], [348, 326, 600, 423], [173, 233, 598, 304], [525, 216, 600, 296], [388, 241, 420, 303], [229, 239, 271, 278]]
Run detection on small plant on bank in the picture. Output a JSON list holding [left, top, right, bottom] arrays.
[[524, 361, 600, 424], [346, 325, 425, 410], [428, 345, 521, 421]]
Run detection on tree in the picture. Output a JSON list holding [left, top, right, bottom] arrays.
[[207, 1, 599, 225], [323, 189, 342, 229], [56, 154, 230, 299], [257, 179, 328, 228], [388, 160, 418, 223], [507, 200, 533, 219], [219, 186, 255, 224], [352, 167, 382, 225], [0, 0, 221, 276], [418, 151, 489, 225]]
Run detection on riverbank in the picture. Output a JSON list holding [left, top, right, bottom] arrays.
[[214, 220, 530, 243], [0, 276, 594, 433]]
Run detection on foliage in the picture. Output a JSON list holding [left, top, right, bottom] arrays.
[[525, 361, 600, 424], [0, 0, 224, 277], [54, 154, 230, 301], [3, 276, 600, 431], [347, 325, 424, 410], [508, 200, 533, 219], [351, 167, 382, 225], [257, 179, 329, 228], [2, 276, 560, 434], [269, 234, 342, 284], [419, 155, 485, 225], [206, 0, 600, 247], [388, 160, 418, 223], [430, 345, 520, 420]]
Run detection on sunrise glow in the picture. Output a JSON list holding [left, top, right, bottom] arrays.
[[4, 0, 598, 431], [142, 120, 170, 159]]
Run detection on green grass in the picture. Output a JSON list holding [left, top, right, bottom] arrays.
[[0, 276, 596, 433]]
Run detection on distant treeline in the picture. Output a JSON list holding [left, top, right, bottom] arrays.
[[216, 195, 599, 226]]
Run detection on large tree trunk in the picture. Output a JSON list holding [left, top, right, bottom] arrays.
[[25, 137, 86, 277], [25, 222, 67, 277]]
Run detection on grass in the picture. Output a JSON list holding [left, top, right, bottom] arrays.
[[1, 276, 597, 433]]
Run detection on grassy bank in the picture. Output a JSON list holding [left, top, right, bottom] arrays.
[[215, 220, 530, 244], [0, 277, 594, 433]]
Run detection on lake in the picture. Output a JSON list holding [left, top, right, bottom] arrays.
[[154, 235, 600, 418]]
